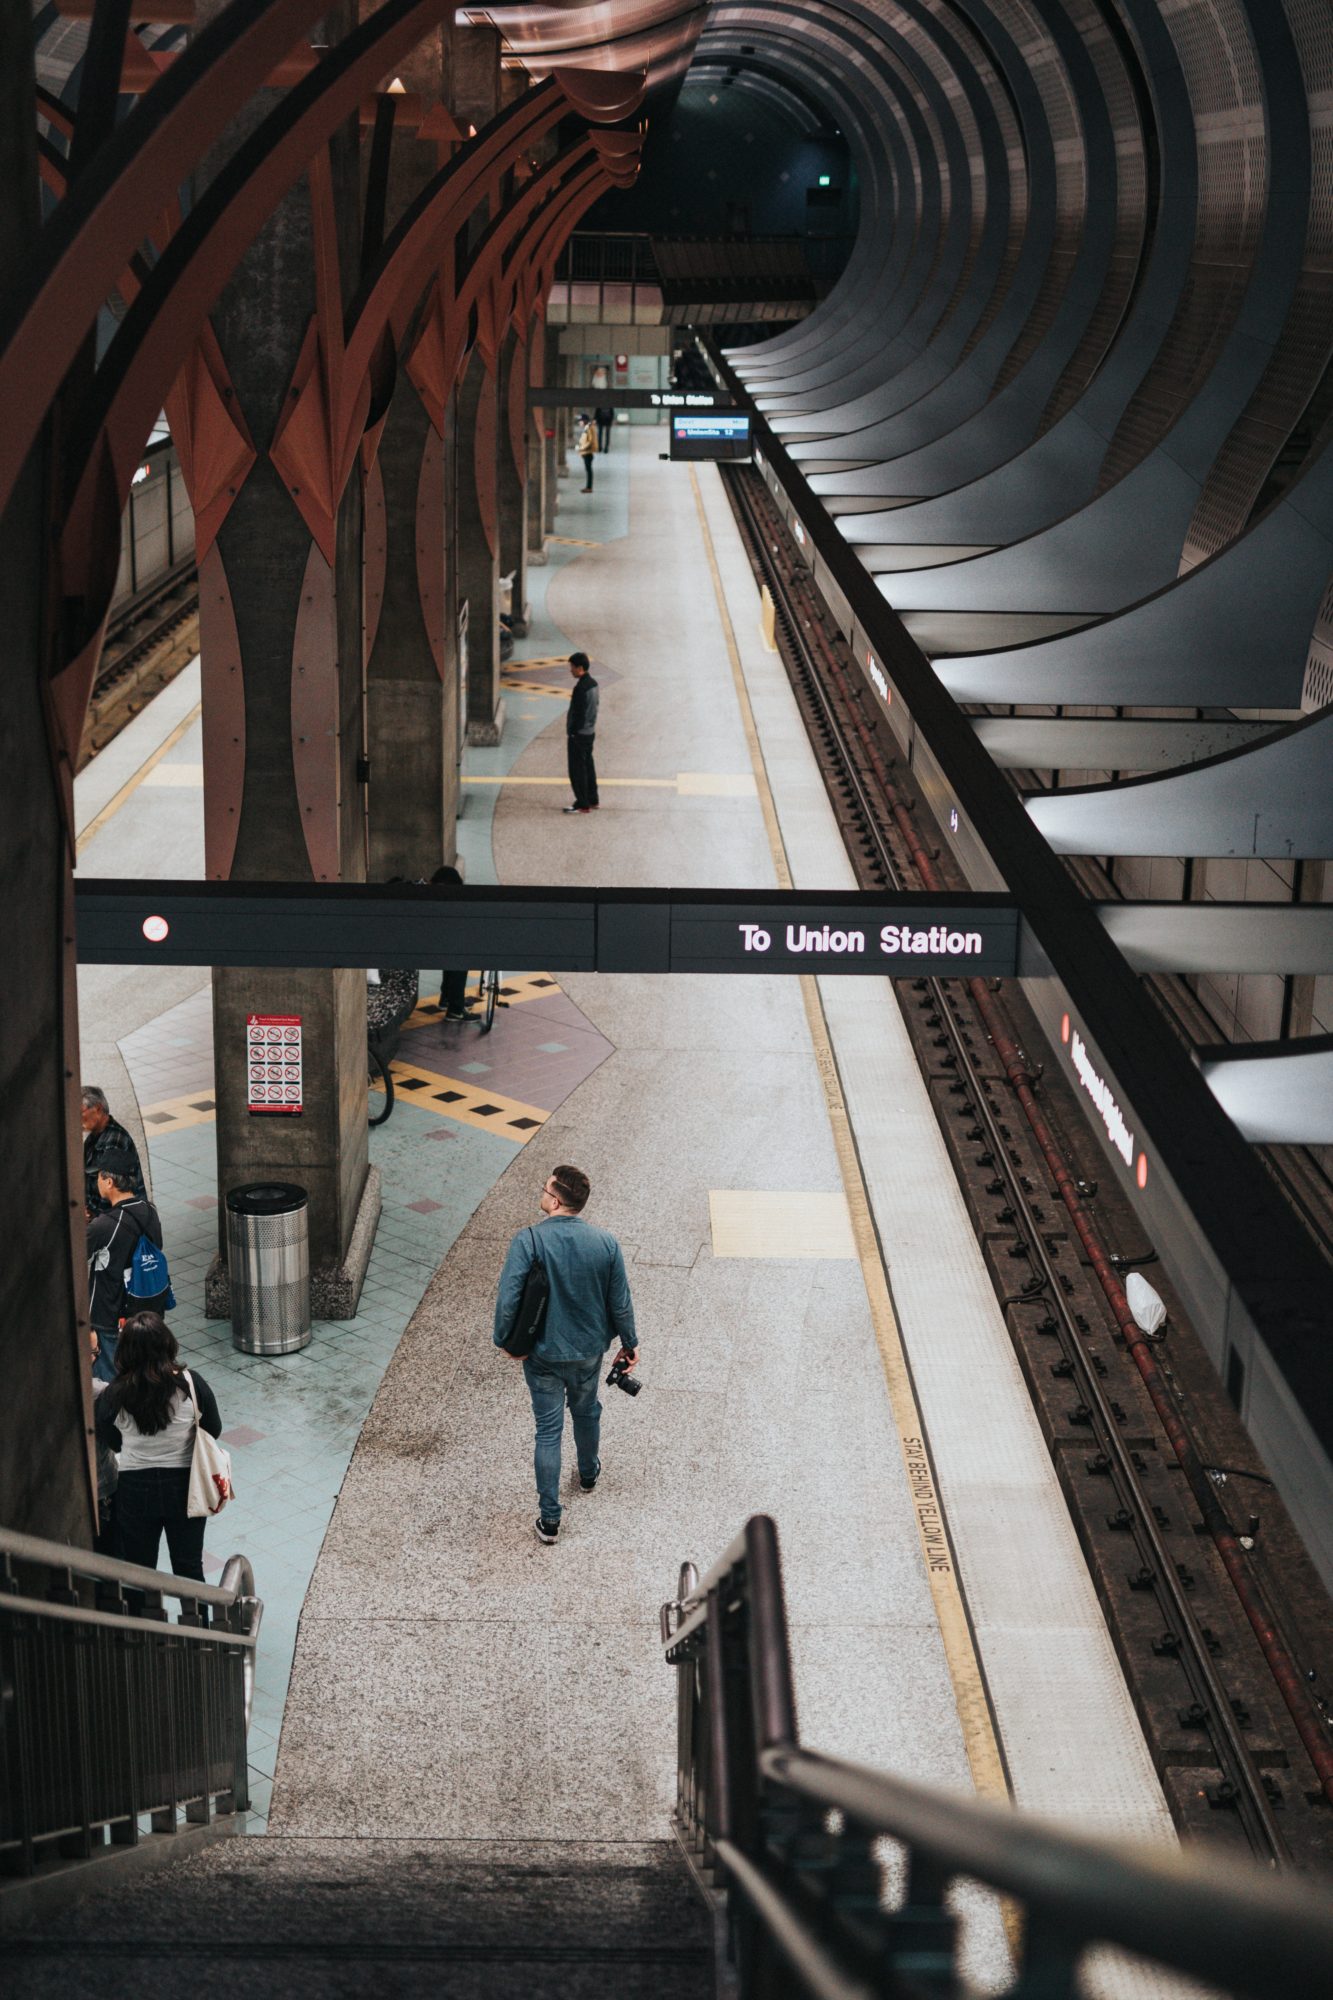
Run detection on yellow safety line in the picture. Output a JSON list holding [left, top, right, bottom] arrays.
[[689, 470, 794, 891], [690, 465, 1011, 1809], [76, 701, 203, 857]]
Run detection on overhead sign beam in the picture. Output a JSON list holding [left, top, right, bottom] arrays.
[[74, 882, 1020, 978], [526, 387, 734, 410]]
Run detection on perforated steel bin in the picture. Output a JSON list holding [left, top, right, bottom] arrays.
[[225, 1182, 311, 1355]]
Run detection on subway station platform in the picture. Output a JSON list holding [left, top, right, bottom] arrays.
[[72, 429, 1177, 1989]]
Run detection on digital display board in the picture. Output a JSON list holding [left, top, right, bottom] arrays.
[[670, 412, 753, 462]]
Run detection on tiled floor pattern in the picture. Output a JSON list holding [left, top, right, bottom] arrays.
[[106, 452, 633, 1831]]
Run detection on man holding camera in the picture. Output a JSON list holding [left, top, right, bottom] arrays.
[[493, 1164, 637, 1544]]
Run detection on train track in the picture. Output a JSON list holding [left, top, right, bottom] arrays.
[[79, 562, 199, 770], [721, 460, 1333, 1871]]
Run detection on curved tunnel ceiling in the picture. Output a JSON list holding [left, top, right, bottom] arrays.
[[666, 0, 1333, 1144], [458, 3, 710, 90]]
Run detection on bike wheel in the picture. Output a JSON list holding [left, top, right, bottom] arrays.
[[368, 1043, 395, 1126], [479, 968, 500, 1034]]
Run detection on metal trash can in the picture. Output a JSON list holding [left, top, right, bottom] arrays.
[[225, 1182, 311, 1355]]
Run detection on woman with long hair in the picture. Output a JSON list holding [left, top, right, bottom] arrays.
[[93, 1311, 223, 1581]]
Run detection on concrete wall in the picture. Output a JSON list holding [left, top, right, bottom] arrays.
[[0, 12, 93, 1541]]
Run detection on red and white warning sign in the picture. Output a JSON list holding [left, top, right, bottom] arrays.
[[246, 1015, 303, 1116]]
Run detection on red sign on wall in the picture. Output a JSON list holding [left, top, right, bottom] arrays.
[[246, 1015, 303, 1116]]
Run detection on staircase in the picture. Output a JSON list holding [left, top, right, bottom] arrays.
[[0, 1837, 714, 1996]]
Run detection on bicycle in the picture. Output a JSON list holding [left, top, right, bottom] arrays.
[[471, 968, 503, 1035], [368, 1037, 395, 1126]]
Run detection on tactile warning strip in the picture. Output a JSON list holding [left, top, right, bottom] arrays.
[[708, 1189, 858, 1259], [374, 1061, 548, 1141], [138, 1089, 219, 1134]]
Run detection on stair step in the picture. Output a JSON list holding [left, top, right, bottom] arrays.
[[0, 1838, 715, 1998]]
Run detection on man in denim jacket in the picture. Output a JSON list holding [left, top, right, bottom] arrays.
[[494, 1164, 637, 1543]]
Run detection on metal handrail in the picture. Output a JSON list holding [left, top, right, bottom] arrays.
[[0, 1523, 257, 1610], [663, 1516, 1333, 2000], [1, 1523, 262, 1880]]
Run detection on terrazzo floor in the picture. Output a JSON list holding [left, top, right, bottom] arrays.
[[75, 451, 634, 1829]]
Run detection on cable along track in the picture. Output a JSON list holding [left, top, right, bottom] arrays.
[[720, 461, 1333, 1871]]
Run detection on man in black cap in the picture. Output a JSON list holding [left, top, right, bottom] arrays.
[[563, 653, 600, 815], [86, 1160, 169, 1383]]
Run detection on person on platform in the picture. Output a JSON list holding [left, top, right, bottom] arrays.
[[576, 413, 598, 491], [82, 1085, 145, 1215], [431, 863, 476, 1022], [90, 1330, 119, 1557], [86, 1162, 169, 1384], [493, 1164, 638, 1544], [563, 652, 600, 815], [594, 405, 615, 452], [94, 1311, 223, 1583]]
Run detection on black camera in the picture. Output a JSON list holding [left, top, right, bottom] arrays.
[[606, 1354, 642, 1397]]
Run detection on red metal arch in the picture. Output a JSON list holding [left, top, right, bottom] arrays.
[[0, 0, 390, 522]]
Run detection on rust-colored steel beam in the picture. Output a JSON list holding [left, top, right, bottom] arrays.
[[42, 0, 461, 809], [0, 0, 429, 527]]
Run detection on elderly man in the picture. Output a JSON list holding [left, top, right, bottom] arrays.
[[82, 1085, 145, 1216]]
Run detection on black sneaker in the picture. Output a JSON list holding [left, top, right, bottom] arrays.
[[562, 804, 590, 815], [444, 1008, 476, 1022], [579, 1474, 598, 1492], [534, 1517, 560, 1544]]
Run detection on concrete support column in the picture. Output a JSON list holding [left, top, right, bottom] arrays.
[[556, 351, 571, 479], [0, 9, 93, 1540], [450, 21, 500, 134], [366, 375, 458, 878], [196, 49, 376, 1317], [457, 342, 504, 745], [542, 325, 560, 534], [365, 56, 459, 879], [497, 326, 530, 632]]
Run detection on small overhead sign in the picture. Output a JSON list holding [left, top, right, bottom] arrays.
[[670, 899, 1018, 976], [669, 412, 753, 462]]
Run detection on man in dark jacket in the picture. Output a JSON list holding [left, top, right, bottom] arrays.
[[87, 1163, 168, 1382], [563, 652, 600, 815], [82, 1085, 145, 1214]]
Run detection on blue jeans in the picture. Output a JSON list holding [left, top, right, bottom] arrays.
[[92, 1326, 118, 1384], [523, 1354, 602, 1523]]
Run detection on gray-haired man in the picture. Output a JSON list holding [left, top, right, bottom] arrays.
[[82, 1086, 145, 1216]]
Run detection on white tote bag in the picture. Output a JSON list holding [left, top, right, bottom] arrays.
[[183, 1369, 234, 1518]]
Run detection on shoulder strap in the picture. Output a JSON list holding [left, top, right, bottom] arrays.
[[180, 1368, 202, 1423], [528, 1225, 546, 1269]]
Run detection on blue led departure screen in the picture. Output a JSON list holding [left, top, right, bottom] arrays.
[[670, 412, 753, 462]]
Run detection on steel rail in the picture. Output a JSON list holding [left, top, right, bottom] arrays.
[[720, 461, 1296, 1863], [663, 1518, 1333, 2000]]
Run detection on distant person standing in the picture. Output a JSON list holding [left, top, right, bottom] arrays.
[[430, 864, 475, 1022], [82, 1085, 145, 1215], [563, 652, 600, 815], [493, 1164, 637, 1544], [576, 412, 598, 491], [594, 405, 614, 452]]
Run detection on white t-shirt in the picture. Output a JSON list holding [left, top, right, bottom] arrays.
[[114, 1386, 196, 1472]]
